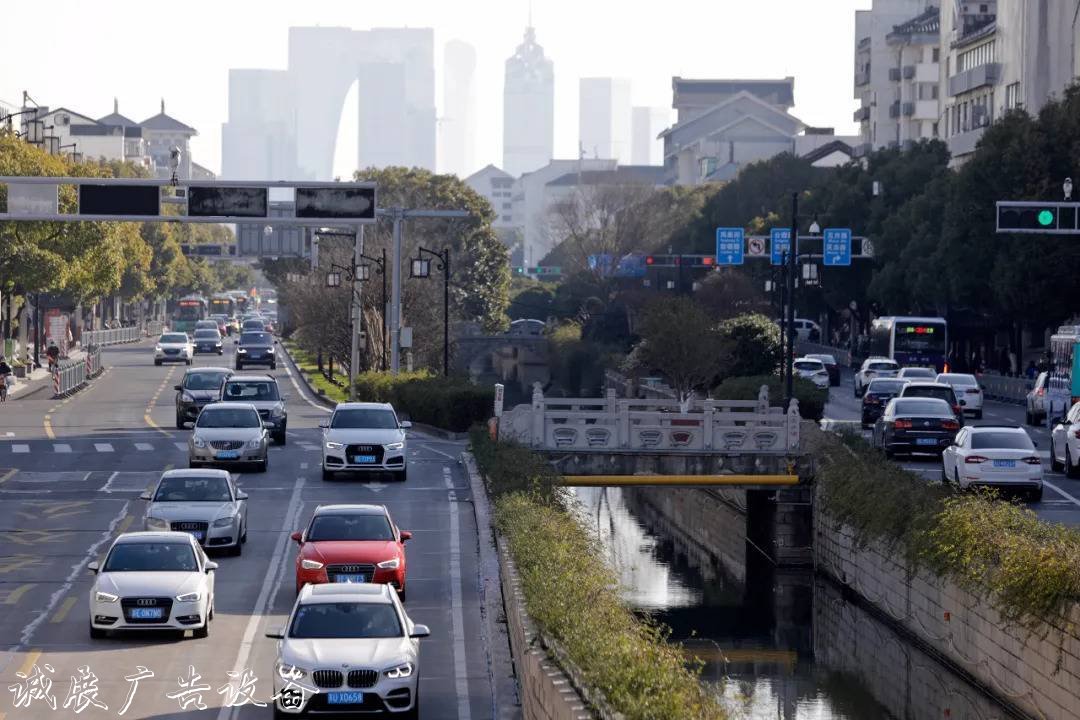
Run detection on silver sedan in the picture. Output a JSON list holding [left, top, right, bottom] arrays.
[[141, 469, 249, 555], [188, 402, 269, 473]]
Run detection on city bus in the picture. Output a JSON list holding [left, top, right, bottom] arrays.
[[1047, 326, 1080, 405], [209, 293, 237, 321], [171, 295, 208, 334], [869, 316, 948, 372]]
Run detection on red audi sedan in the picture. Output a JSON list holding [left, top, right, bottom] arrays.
[[291, 504, 411, 597]]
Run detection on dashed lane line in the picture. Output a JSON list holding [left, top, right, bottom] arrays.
[[43, 415, 54, 440], [0, 584, 33, 606], [1043, 479, 1080, 508], [50, 596, 77, 624], [0, 469, 17, 485], [144, 367, 177, 436]]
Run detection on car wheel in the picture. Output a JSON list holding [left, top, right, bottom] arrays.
[[89, 624, 106, 640], [1050, 439, 1064, 472], [322, 468, 334, 482], [854, 383, 860, 398], [1029, 486, 1044, 502], [175, 412, 185, 430], [154, 360, 162, 366], [273, 430, 286, 446], [257, 457, 268, 473], [1025, 409, 1033, 425], [395, 469, 407, 482], [402, 687, 419, 720], [955, 469, 962, 490], [186, 359, 192, 366], [194, 620, 209, 639], [270, 363, 277, 370], [973, 410, 983, 420], [241, 523, 248, 543], [230, 540, 243, 557], [1068, 446, 1079, 479]]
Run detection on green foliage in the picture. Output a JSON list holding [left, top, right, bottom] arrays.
[[353, 371, 493, 432], [546, 321, 618, 396], [712, 374, 827, 421], [632, 297, 725, 399], [468, 428, 563, 506], [507, 280, 555, 321], [716, 313, 781, 378]]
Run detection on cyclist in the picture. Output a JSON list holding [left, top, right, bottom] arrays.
[[0, 356, 12, 402]]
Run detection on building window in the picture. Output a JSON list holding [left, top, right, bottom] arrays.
[[1005, 82, 1021, 109], [958, 40, 996, 73], [502, 202, 512, 210], [501, 215, 512, 222], [932, 84, 939, 99], [932, 121, 939, 137], [932, 47, 940, 62]]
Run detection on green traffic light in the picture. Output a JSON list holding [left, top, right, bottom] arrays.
[[1038, 209, 1055, 226]]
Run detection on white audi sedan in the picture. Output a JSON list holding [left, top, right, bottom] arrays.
[[854, 357, 900, 397], [321, 403, 411, 482], [942, 425, 1042, 501], [267, 583, 429, 718], [793, 357, 830, 389], [936, 372, 984, 419], [88, 532, 216, 639], [141, 469, 249, 555], [154, 332, 194, 366]]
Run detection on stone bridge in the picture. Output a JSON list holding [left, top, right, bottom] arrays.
[[454, 333, 548, 376]]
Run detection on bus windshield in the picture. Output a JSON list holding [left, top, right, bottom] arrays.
[[175, 301, 206, 321], [894, 322, 946, 353]]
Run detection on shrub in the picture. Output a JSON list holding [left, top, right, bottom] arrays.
[[353, 371, 493, 432], [354, 370, 432, 403], [469, 427, 564, 507], [717, 312, 781, 378], [712, 374, 827, 421]]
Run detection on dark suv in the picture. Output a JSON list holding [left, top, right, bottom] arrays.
[[174, 367, 233, 428], [234, 330, 277, 370], [219, 374, 287, 444]]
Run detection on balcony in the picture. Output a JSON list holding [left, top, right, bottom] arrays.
[[855, 68, 871, 87], [888, 67, 902, 82], [947, 126, 986, 158], [853, 106, 871, 122], [915, 62, 940, 83], [902, 65, 916, 80], [948, 62, 1000, 97], [888, 101, 901, 118], [902, 102, 915, 117], [913, 100, 939, 120]]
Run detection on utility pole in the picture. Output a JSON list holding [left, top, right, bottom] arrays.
[[349, 225, 363, 401], [786, 192, 798, 406]]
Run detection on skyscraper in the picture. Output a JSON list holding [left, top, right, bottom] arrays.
[[222, 69, 298, 180], [631, 106, 669, 165], [579, 78, 632, 162], [503, 26, 554, 178], [440, 40, 477, 177]]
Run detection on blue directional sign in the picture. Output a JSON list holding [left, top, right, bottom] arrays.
[[715, 227, 745, 265], [770, 228, 791, 266], [823, 228, 852, 266]]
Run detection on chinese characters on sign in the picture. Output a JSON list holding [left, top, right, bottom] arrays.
[[715, 227, 745, 266], [823, 228, 852, 266], [770, 228, 792, 266]]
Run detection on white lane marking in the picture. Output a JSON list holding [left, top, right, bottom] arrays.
[[99, 471, 120, 493], [16, 499, 130, 647], [134, 442, 153, 451], [1043, 479, 1080, 508], [11, 444, 29, 454], [299, 462, 308, 471], [444, 465, 472, 720], [174, 442, 188, 452], [53, 443, 72, 453], [218, 474, 306, 720], [298, 443, 319, 452], [418, 441, 456, 461], [281, 352, 331, 413], [94, 443, 114, 453]]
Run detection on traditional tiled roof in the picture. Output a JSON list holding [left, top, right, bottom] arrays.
[[887, 6, 940, 40]]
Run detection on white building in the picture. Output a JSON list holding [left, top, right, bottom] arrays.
[[503, 26, 555, 179], [222, 69, 298, 180], [440, 40, 477, 178], [465, 164, 520, 260], [659, 77, 806, 185], [18, 101, 155, 172], [579, 77, 632, 162], [631, 106, 668, 165], [139, 99, 199, 180]]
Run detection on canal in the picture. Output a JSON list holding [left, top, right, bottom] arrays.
[[571, 485, 1026, 720]]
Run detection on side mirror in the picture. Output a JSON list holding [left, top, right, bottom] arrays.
[[318, 420, 329, 429], [139, 491, 152, 501], [237, 491, 249, 500], [290, 531, 303, 544], [400, 421, 412, 429], [410, 624, 431, 639], [87, 561, 99, 574], [174, 385, 182, 391], [205, 561, 219, 573], [400, 531, 412, 541], [265, 628, 284, 640]]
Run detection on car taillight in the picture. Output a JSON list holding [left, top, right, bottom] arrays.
[[965, 455, 989, 464], [1023, 456, 1041, 465], [943, 363, 950, 373], [1036, 388, 1046, 397], [894, 419, 913, 429], [1073, 430, 1080, 440], [952, 405, 962, 415], [942, 420, 959, 430]]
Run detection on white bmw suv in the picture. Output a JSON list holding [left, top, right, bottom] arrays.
[[267, 583, 429, 719], [321, 403, 411, 482]]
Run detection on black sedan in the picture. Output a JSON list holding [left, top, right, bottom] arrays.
[[175, 367, 233, 428], [873, 398, 961, 458], [234, 330, 277, 370], [860, 378, 907, 428], [192, 329, 225, 355], [806, 353, 841, 386]]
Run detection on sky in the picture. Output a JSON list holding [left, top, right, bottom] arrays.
[[0, 0, 871, 178]]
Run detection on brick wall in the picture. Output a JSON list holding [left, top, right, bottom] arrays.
[[816, 510, 1080, 720]]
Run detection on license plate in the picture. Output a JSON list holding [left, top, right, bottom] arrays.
[[916, 438, 938, 446], [216, 450, 240, 459], [129, 607, 164, 620], [993, 459, 1016, 468], [352, 455, 377, 464], [327, 692, 364, 705], [189, 531, 205, 541], [334, 574, 367, 583]]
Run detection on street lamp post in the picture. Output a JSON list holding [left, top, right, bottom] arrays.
[[786, 193, 798, 405], [410, 246, 451, 377]]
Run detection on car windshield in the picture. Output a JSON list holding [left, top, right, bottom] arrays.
[[938, 374, 978, 387], [194, 330, 220, 340], [196, 408, 260, 428], [900, 368, 934, 377], [794, 361, 823, 371], [103, 543, 198, 572], [869, 362, 898, 371], [154, 476, 232, 502], [240, 332, 272, 346], [196, 321, 217, 328], [243, 320, 264, 328], [184, 371, 229, 391], [971, 432, 1034, 450], [903, 386, 955, 403], [331, 409, 398, 429], [868, 380, 906, 394], [161, 334, 188, 344], [308, 514, 394, 542], [893, 399, 952, 416], [289, 602, 402, 639], [223, 381, 279, 401], [809, 355, 836, 365]]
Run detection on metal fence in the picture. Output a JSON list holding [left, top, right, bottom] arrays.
[[81, 326, 141, 347], [795, 341, 854, 368], [53, 346, 102, 397], [144, 320, 165, 337], [977, 373, 1031, 404]]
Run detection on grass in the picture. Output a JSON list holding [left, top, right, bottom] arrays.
[[282, 340, 348, 404]]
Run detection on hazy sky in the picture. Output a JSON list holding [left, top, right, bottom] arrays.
[[1, 0, 871, 178]]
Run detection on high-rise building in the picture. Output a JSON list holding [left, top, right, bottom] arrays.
[[579, 78, 632, 162], [503, 26, 554, 178], [222, 69, 298, 180], [440, 40, 477, 177], [631, 106, 668, 165]]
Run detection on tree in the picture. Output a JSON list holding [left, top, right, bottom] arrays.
[[631, 296, 725, 404], [716, 313, 781, 378]]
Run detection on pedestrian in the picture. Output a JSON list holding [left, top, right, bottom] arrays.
[[0, 356, 11, 402], [1008, 349, 1018, 377], [45, 340, 60, 373], [1026, 360, 1038, 380]]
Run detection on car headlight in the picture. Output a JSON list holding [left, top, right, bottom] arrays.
[[212, 516, 235, 528], [176, 591, 200, 603], [300, 559, 324, 570], [385, 442, 405, 450], [192, 436, 206, 448], [248, 437, 263, 448], [181, 392, 195, 402], [154, 345, 162, 352], [325, 441, 344, 450], [145, 516, 169, 530], [377, 557, 400, 570], [215, 342, 222, 348], [277, 663, 310, 680], [237, 348, 247, 354], [384, 662, 414, 679], [271, 407, 285, 418], [266, 347, 275, 353], [95, 591, 119, 603]]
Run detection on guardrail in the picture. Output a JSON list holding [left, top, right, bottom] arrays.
[[81, 326, 141, 348], [53, 346, 102, 398], [976, 373, 1031, 404], [795, 340, 853, 368], [144, 320, 165, 337], [500, 383, 801, 455]]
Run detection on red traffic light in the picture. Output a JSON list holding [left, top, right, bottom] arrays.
[[702, 256, 715, 266], [645, 256, 655, 265]]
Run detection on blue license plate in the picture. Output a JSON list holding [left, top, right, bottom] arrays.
[[334, 574, 367, 583], [993, 459, 1016, 468], [916, 438, 938, 446], [216, 450, 240, 460], [327, 692, 364, 705], [352, 455, 377, 464], [130, 607, 164, 620]]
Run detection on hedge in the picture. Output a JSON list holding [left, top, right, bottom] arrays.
[[712, 374, 827, 420], [354, 371, 493, 432]]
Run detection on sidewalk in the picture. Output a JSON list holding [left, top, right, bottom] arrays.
[[6, 348, 87, 400]]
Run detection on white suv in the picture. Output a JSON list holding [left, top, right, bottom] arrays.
[[321, 403, 411, 482], [854, 357, 900, 397], [1051, 401, 1080, 477]]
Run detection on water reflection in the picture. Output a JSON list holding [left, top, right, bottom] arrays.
[[572, 486, 1023, 720]]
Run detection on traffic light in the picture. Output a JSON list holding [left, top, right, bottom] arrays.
[[997, 202, 1080, 234]]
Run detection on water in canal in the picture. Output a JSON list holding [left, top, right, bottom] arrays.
[[571, 486, 1024, 720]]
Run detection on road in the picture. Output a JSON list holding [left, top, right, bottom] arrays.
[[821, 368, 1080, 527], [0, 340, 497, 719]]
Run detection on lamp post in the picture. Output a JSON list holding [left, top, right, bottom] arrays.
[[326, 251, 388, 371], [410, 246, 451, 376]]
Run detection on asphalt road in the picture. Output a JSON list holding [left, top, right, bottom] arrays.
[[822, 368, 1080, 527], [0, 340, 497, 720]]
